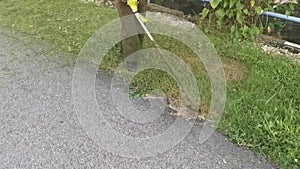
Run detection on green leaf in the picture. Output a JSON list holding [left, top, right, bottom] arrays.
[[210, 0, 221, 9], [255, 6, 263, 15], [243, 8, 250, 15], [250, 0, 255, 8], [216, 19, 223, 29], [203, 27, 210, 33], [201, 8, 210, 19], [289, 4, 295, 11], [234, 29, 242, 39], [236, 12, 244, 24], [229, 0, 235, 8], [236, 2, 244, 10], [252, 26, 261, 35], [226, 9, 234, 18], [230, 25, 236, 34], [223, 0, 229, 8], [268, 22, 275, 32], [216, 8, 226, 20]]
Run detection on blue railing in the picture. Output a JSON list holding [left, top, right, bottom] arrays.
[[262, 11, 300, 24]]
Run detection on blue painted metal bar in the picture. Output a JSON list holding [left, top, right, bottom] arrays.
[[199, 0, 300, 24], [262, 11, 300, 24]]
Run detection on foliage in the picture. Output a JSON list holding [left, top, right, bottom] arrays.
[[200, 0, 296, 41]]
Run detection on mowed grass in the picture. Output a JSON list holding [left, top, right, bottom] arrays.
[[0, 0, 118, 55], [0, 0, 299, 168]]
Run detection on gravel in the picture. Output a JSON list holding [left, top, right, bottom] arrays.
[[260, 43, 300, 63]]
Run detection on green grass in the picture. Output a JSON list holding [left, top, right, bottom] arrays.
[[0, 0, 117, 55], [101, 33, 212, 111], [0, 0, 299, 168], [215, 39, 300, 169]]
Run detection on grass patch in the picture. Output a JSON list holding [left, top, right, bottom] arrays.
[[216, 40, 300, 169], [0, 1, 299, 168], [0, 0, 117, 56]]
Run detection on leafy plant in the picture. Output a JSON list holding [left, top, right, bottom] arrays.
[[200, 0, 296, 41]]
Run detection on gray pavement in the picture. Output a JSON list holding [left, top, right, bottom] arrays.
[[0, 29, 277, 169]]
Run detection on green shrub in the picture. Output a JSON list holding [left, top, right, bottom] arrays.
[[200, 0, 296, 41]]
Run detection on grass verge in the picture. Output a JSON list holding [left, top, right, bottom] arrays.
[[0, 0, 299, 168], [212, 34, 300, 169]]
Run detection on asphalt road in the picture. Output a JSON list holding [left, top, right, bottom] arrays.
[[0, 29, 277, 169]]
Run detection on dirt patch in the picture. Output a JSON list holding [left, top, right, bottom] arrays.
[[223, 59, 249, 83], [183, 56, 248, 83]]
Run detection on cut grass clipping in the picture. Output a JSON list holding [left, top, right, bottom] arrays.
[[0, 0, 299, 168]]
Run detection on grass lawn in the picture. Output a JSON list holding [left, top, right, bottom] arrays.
[[0, 0, 299, 168]]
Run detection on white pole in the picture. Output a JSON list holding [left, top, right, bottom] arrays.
[[134, 13, 155, 42]]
